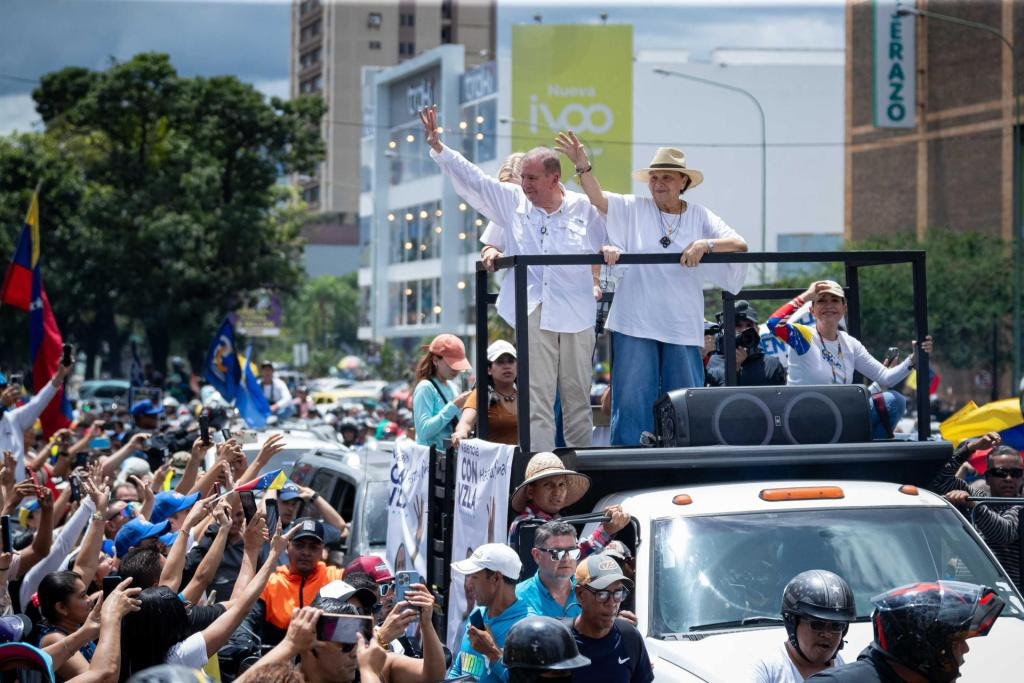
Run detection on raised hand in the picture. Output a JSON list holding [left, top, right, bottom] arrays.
[[103, 576, 143, 619], [244, 510, 268, 548], [418, 105, 443, 153], [284, 606, 320, 653], [356, 632, 388, 677], [554, 130, 588, 168]]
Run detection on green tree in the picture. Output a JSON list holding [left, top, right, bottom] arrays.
[[0, 52, 327, 376]]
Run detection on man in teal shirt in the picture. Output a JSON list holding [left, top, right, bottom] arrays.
[[448, 543, 528, 682], [515, 520, 582, 618]]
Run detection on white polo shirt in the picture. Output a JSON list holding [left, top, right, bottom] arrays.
[[430, 145, 606, 333], [604, 193, 748, 346]]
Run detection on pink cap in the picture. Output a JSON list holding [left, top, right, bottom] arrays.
[[422, 334, 470, 372]]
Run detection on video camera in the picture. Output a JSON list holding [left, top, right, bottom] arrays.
[[713, 299, 762, 356]]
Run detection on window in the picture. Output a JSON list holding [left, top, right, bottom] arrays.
[[399, 42, 415, 56], [400, 13, 415, 26], [441, 25, 452, 44], [388, 200, 442, 264], [299, 75, 322, 94], [302, 185, 320, 204], [389, 278, 442, 327], [457, 98, 497, 164], [299, 48, 321, 69], [367, 11, 382, 28], [369, 40, 381, 50], [300, 19, 321, 42], [299, 0, 319, 15]]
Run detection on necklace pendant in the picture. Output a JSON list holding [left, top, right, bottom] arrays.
[[659, 235, 672, 248], [540, 226, 548, 235]]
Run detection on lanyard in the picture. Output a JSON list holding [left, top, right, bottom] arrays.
[[817, 336, 847, 384]]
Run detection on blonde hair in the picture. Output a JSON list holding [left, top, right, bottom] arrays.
[[497, 152, 525, 183]]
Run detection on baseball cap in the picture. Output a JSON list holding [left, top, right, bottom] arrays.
[[486, 340, 517, 363], [259, 360, 274, 368], [734, 300, 760, 325], [317, 580, 377, 612], [290, 518, 325, 543], [150, 490, 200, 525], [0, 615, 32, 644], [130, 400, 161, 417], [0, 642, 55, 683], [600, 540, 633, 563], [421, 334, 470, 372], [810, 280, 846, 302], [115, 518, 171, 558], [345, 555, 395, 584], [575, 554, 633, 591], [451, 543, 522, 580], [278, 482, 303, 502]]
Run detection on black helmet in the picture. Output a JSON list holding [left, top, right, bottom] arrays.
[[871, 580, 1004, 681], [339, 419, 359, 433], [781, 570, 856, 660], [503, 616, 590, 675], [126, 664, 212, 683]]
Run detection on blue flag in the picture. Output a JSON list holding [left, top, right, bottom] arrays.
[[203, 317, 240, 402], [235, 345, 271, 428]]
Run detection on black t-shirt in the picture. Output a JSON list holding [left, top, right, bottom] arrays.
[[182, 524, 248, 598], [807, 646, 903, 682], [570, 618, 654, 683], [186, 602, 226, 632]]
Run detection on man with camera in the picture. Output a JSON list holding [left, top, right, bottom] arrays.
[[705, 301, 786, 387]]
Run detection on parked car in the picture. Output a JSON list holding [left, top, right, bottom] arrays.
[[75, 379, 131, 411]]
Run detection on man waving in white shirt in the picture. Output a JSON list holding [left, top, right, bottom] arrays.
[[419, 105, 607, 452]]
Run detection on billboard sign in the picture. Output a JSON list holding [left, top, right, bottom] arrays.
[[873, 0, 916, 129], [512, 24, 633, 192]]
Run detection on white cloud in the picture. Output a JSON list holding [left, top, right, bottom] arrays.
[[252, 77, 290, 101], [0, 93, 41, 136]]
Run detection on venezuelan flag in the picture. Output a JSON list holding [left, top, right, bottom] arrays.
[[0, 191, 71, 436], [234, 468, 287, 492], [939, 397, 1024, 450]]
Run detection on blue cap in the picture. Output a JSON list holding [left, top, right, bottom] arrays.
[[115, 518, 171, 558], [0, 642, 55, 683], [101, 539, 116, 557], [151, 491, 200, 525], [0, 372, 6, 387], [158, 531, 179, 547], [279, 482, 303, 502], [130, 400, 161, 417]]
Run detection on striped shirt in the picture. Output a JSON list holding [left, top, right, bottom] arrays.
[[931, 443, 1021, 590]]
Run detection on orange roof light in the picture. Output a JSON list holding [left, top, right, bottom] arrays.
[[899, 485, 920, 496], [672, 494, 693, 506], [759, 486, 845, 502]]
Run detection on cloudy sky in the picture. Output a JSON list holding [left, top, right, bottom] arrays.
[[0, 0, 844, 136]]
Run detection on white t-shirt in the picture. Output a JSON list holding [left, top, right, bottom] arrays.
[[165, 632, 208, 669], [748, 641, 845, 683], [603, 194, 747, 346]]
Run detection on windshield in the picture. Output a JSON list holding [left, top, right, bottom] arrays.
[[651, 507, 1024, 635], [363, 481, 389, 545]]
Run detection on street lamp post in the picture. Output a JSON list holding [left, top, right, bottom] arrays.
[[653, 67, 768, 281], [897, 3, 1022, 391]]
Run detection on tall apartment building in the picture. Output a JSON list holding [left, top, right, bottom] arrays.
[[289, 0, 495, 276]]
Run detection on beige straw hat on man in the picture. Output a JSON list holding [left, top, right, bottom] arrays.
[[510, 452, 591, 513], [632, 147, 704, 188]]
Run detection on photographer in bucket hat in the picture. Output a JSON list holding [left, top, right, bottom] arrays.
[[555, 134, 749, 447], [507, 452, 630, 560]]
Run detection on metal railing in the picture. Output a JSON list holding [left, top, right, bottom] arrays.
[[474, 250, 930, 454]]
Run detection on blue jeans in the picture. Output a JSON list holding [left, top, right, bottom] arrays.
[[610, 332, 705, 445], [869, 390, 906, 439]]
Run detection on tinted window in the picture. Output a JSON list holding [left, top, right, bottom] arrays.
[[363, 481, 389, 545]]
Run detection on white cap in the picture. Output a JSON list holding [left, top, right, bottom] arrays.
[[486, 340, 517, 363], [451, 543, 522, 580]]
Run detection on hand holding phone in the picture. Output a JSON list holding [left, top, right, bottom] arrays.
[[1, 516, 11, 553], [239, 491, 257, 524], [102, 575, 122, 599], [316, 613, 374, 644], [61, 343, 74, 368], [264, 498, 279, 536], [395, 570, 420, 606], [884, 346, 900, 364], [199, 412, 211, 446], [468, 609, 486, 631]]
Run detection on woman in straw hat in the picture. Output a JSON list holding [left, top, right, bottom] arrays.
[[412, 334, 473, 449], [507, 452, 630, 559], [768, 280, 933, 438], [555, 132, 748, 446]]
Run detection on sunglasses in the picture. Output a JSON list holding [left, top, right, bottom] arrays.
[[988, 467, 1024, 479], [806, 619, 846, 633], [378, 581, 393, 597], [582, 585, 630, 603], [538, 547, 581, 562]]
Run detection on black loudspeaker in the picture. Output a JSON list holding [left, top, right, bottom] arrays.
[[653, 385, 872, 447]]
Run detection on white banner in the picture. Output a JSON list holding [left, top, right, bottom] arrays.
[[873, 0, 915, 128], [386, 438, 431, 578], [446, 439, 516, 651]]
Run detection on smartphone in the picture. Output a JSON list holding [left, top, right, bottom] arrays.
[[61, 343, 73, 368], [220, 428, 232, 442], [264, 498, 279, 536], [316, 613, 374, 644], [145, 447, 168, 473], [239, 491, 257, 524], [395, 570, 420, 606], [1, 516, 11, 553], [102, 575, 122, 599], [69, 475, 81, 503], [468, 609, 486, 631], [8, 373, 22, 388], [199, 412, 211, 446], [89, 436, 111, 450], [884, 346, 900, 363]]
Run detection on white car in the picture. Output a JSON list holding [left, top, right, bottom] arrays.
[[582, 479, 1024, 681]]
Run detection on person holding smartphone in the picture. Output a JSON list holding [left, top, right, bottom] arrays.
[[0, 362, 72, 482]]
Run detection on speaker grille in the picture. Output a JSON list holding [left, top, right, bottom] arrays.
[[711, 394, 774, 445], [783, 391, 844, 444]]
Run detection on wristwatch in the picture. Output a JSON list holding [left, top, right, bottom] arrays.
[[705, 239, 715, 253], [310, 492, 320, 503]]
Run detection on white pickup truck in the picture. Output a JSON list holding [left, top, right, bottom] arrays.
[[581, 479, 1024, 681]]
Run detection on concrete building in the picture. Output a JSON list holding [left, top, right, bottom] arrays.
[[845, 1, 1022, 241], [356, 40, 845, 347], [289, 0, 495, 276]]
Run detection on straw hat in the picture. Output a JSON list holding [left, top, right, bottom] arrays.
[[632, 147, 704, 188], [510, 452, 591, 513]]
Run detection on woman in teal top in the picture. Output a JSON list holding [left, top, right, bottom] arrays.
[[412, 333, 473, 449]]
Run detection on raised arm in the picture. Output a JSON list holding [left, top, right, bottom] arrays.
[[555, 130, 608, 214], [100, 432, 150, 481], [68, 577, 142, 683], [766, 285, 818, 356], [160, 494, 215, 592], [176, 437, 208, 494], [17, 486, 54, 577], [71, 474, 109, 588], [179, 502, 232, 604], [236, 433, 285, 487]]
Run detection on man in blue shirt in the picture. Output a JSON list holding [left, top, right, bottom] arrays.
[[515, 520, 581, 619], [448, 543, 528, 683]]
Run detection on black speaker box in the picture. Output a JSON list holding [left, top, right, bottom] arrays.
[[653, 385, 872, 447]]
